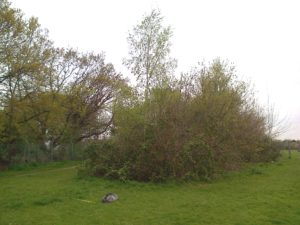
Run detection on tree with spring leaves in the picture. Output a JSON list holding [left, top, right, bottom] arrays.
[[123, 9, 177, 99], [0, 0, 53, 162], [0, 1, 126, 165]]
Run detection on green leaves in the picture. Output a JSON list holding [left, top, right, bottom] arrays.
[[124, 9, 177, 99], [85, 59, 278, 182], [0, 1, 126, 164]]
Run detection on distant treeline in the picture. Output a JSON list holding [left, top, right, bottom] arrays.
[[1, 2, 281, 181], [277, 140, 300, 150]]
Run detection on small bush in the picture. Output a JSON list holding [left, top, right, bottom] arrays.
[[181, 136, 215, 180], [257, 138, 281, 162]]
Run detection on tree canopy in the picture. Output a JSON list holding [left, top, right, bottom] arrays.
[[123, 9, 177, 99], [1, 2, 281, 182], [0, 1, 125, 164]]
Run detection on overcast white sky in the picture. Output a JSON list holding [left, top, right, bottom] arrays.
[[10, 0, 300, 139]]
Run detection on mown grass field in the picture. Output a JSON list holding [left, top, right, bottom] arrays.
[[1, 151, 300, 225]]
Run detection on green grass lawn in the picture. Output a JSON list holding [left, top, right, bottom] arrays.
[[1, 151, 300, 225]]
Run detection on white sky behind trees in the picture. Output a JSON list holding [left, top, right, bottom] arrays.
[[10, 0, 300, 139]]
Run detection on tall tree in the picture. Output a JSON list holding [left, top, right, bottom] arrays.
[[123, 9, 177, 99], [0, 0, 53, 162], [0, 1, 126, 164]]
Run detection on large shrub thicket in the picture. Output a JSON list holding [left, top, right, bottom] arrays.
[[81, 60, 280, 181]]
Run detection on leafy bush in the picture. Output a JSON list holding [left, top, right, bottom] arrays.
[[82, 60, 282, 182], [256, 138, 281, 162]]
